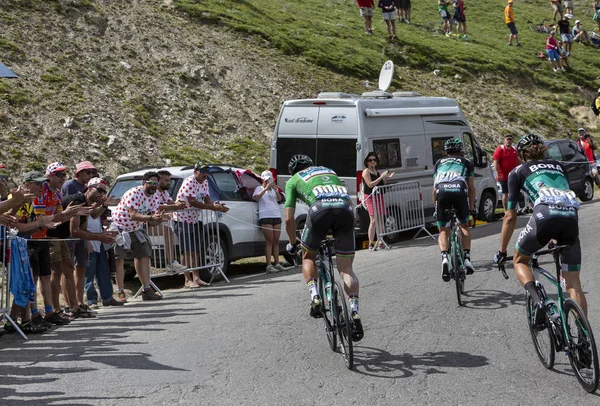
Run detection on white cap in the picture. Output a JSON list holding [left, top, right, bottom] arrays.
[[261, 170, 273, 182], [575, 20, 581, 24]]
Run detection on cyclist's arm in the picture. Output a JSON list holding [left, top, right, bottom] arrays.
[[499, 170, 520, 252], [285, 208, 297, 244], [467, 176, 475, 210]]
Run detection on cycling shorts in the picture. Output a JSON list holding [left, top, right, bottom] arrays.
[[301, 198, 355, 256], [435, 181, 469, 228], [515, 204, 581, 271]]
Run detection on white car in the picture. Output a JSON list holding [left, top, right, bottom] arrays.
[[107, 165, 308, 279]]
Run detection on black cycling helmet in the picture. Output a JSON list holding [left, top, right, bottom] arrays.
[[517, 133, 544, 153], [444, 138, 463, 153], [288, 154, 313, 175]]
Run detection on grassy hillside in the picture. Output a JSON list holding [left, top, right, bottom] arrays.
[[0, 0, 598, 179]]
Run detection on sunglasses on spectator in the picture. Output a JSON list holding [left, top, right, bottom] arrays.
[[368, 158, 378, 162], [145, 181, 159, 186], [53, 172, 67, 178], [95, 188, 108, 195], [84, 170, 98, 176], [197, 169, 209, 174]]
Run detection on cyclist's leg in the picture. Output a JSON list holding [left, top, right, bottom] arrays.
[[560, 231, 587, 315]]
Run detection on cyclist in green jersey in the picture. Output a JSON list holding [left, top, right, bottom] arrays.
[[284, 154, 364, 342], [433, 138, 477, 281], [495, 133, 586, 326]]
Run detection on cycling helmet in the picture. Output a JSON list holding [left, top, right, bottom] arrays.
[[444, 138, 463, 153], [288, 154, 313, 175], [516, 133, 544, 153]]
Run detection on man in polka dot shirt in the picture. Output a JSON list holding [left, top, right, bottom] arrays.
[[173, 162, 229, 289], [111, 171, 170, 301]]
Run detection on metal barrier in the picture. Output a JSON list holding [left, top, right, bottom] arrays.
[[133, 208, 226, 297], [371, 181, 435, 247]]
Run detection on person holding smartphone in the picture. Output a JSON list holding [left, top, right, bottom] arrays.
[[253, 170, 285, 274]]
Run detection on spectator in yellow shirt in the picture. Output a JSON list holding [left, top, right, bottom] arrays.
[[505, 0, 521, 46]]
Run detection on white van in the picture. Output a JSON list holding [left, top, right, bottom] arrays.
[[268, 91, 497, 236]]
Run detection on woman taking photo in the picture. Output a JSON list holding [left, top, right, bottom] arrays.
[[253, 170, 286, 273], [362, 152, 394, 251]]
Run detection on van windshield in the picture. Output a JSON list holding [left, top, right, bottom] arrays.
[[277, 138, 356, 177]]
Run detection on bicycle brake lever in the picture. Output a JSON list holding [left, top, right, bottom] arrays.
[[499, 264, 509, 280]]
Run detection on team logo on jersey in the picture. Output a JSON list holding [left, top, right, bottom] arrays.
[[529, 163, 564, 173]]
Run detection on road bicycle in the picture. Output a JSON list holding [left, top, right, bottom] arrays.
[[528, 18, 555, 34], [498, 245, 599, 393], [444, 208, 475, 307], [317, 238, 354, 370]]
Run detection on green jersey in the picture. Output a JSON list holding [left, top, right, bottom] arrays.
[[284, 166, 350, 208]]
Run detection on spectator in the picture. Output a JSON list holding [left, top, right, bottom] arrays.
[[453, 0, 467, 39], [577, 128, 600, 186], [595, 89, 600, 119], [438, 0, 452, 36], [505, 0, 520, 46], [397, 0, 411, 24], [67, 177, 123, 308], [362, 152, 394, 251], [493, 135, 520, 210], [564, 0, 574, 16], [572, 20, 590, 44], [545, 32, 566, 72], [595, 0, 600, 31], [173, 162, 229, 289], [110, 171, 170, 301], [550, 0, 563, 23], [253, 170, 285, 274], [62, 161, 97, 195], [149, 170, 187, 273], [558, 39, 570, 69], [557, 14, 573, 56], [356, 0, 375, 34], [378, 0, 397, 40]]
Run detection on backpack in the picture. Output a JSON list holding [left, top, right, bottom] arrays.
[[592, 97, 600, 116]]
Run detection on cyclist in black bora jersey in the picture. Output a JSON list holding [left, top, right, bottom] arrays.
[[433, 138, 476, 282], [284, 154, 364, 342], [495, 133, 587, 326]]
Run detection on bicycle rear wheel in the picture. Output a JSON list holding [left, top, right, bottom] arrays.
[[318, 272, 337, 351], [452, 238, 464, 307], [334, 282, 354, 370], [526, 293, 555, 369], [564, 298, 599, 393]]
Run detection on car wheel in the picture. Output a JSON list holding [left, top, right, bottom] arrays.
[[478, 191, 495, 223], [382, 206, 402, 244], [199, 233, 229, 282], [283, 220, 305, 266], [580, 178, 594, 202]]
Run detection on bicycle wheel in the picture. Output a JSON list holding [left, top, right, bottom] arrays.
[[334, 282, 354, 370], [564, 298, 599, 393], [452, 234, 464, 306], [529, 24, 538, 32], [526, 293, 555, 369], [318, 270, 337, 351]]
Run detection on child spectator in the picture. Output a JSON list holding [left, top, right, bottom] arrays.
[[438, 0, 452, 36], [572, 20, 590, 44], [546, 31, 566, 72], [453, 0, 467, 39], [356, 0, 375, 34], [558, 39, 569, 68], [505, 0, 521, 46], [557, 14, 572, 56], [379, 0, 398, 40]]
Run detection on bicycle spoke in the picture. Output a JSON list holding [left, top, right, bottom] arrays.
[[564, 299, 599, 393]]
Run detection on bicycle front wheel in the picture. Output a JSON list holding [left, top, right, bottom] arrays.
[[564, 298, 599, 393], [334, 282, 354, 370], [527, 293, 555, 369], [318, 273, 337, 351]]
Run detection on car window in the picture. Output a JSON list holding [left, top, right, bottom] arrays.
[[545, 143, 562, 161], [239, 172, 261, 201], [109, 179, 142, 199], [210, 171, 240, 201], [558, 141, 577, 161]]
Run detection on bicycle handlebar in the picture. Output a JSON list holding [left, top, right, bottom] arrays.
[[496, 244, 569, 280]]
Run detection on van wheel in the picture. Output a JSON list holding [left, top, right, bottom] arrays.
[[382, 206, 402, 244], [199, 234, 229, 282], [580, 178, 594, 202], [478, 191, 495, 223], [283, 220, 305, 266]]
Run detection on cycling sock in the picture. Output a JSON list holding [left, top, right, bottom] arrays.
[[349, 295, 359, 313], [306, 278, 318, 300], [44, 305, 53, 315], [31, 307, 39, 316], [525, 281, 541, 303], [441, 251, 448, 259], [464, 249, 471, 259]]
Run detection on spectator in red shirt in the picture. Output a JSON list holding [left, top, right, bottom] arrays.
[[577, 127, 600, 186], [356, 0, 375, 34], [493, 135, 520, 210]]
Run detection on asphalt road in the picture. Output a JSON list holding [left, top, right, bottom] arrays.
[[2, 201, 600, 405]]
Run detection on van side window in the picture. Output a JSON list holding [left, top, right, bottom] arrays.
[[373, 139, 401, 169], [462, 133, 475, 162], [431, 137, 452, 164]]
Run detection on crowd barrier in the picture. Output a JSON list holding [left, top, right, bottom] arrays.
[[1, 229, 29, 340], [371, 181, 435, 248]]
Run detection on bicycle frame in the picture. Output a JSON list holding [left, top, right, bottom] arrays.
[[318, 240, 336, 299], [445, 210, 465, 273]]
